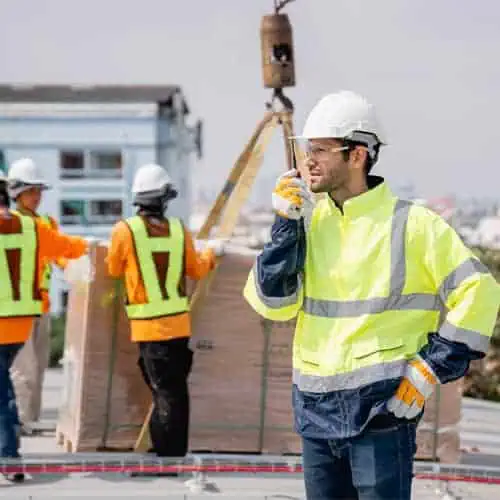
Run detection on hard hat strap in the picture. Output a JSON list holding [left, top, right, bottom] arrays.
[[0, 180, 9, 207], [133, 184, 178, 214], [346, 131, 381, 160]]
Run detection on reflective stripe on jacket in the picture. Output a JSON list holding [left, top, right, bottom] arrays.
[[244, 176, 500, 439], [125, 215, 189, 319]]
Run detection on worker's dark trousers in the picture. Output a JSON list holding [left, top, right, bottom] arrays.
[[302, 417, 417, 500], [138, 338, 193, 457], [0, 343, 23, 458]]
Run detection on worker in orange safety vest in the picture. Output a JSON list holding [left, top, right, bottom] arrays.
[[0, 170, 88, 482], [106, 163, 226, 460], [7, 158, 71, 431]]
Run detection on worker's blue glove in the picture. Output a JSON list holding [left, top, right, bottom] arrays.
[[272, 170, 314, 221]]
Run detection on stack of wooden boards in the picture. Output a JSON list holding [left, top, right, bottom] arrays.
[[56, 245, 462, 462], [188, 248, 300, 454], [56, 245, 300, 454], [414, 380, 462, 463], [56, 243, 150, 452]]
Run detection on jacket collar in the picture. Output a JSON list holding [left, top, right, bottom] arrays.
[[16, 206, 39, 217], [326, 176, 395, 219]]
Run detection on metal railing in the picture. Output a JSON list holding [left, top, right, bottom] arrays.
[[2, 454, 500, 483]]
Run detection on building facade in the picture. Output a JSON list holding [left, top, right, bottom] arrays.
[[0, 85, 201, 314]]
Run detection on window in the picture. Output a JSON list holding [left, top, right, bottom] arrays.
[[89, 152, 122, 178], [60, 200, 86, 225], [0, 150, 6, 175], [60, 151, 84, 179], [88, 200, 122, 224], [60, 199, 122, 226], [59, 150, 122, 179]]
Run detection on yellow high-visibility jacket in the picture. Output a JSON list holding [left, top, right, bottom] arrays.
[[244, 176, 500, 439]]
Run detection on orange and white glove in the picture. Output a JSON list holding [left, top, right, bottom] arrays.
[[205, 239, 226, 257], [194, 238, 227, 257], [272, 170, 314, 221], [63, 254, 94, 284], [387, 356, 438, 419]]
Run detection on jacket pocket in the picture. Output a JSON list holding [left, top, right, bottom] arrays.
[[352, 337, 405, 360], [298, 346, 321, 367]]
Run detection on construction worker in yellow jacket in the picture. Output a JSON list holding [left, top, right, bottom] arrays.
[[244, 90, 500, 500], [7, 158, 67, 430], [106, 163, 224, 459], [0, 172, 88, 482]]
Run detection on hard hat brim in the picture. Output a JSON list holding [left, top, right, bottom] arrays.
[[289, 134, 388, 146], [7, 182, 51, 199], [25, 182, 52, 191]]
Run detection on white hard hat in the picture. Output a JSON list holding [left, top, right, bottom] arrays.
[[132, 163, 173, 194], [298, 90, 386, 147], [8, 158, 51, 199]]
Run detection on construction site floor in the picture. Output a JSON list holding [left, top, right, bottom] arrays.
[[1, 369, 499, 499]]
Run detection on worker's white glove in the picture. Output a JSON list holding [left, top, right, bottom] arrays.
[[63, 254, 94, 284], [194, 238, 227, 257], [85, 237, 101, 246], [206, 239, 227, 257], [387, 356, 438, 419], [272, 170, 314, 221]]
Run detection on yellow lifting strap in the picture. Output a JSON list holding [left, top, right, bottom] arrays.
[[134, 112, 283, 452]]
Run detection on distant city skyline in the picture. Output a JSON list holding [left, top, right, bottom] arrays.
[[1, 0, 499, 201], [192, 182, 500, 213]]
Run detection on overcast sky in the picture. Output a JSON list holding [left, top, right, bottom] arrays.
[[1, 0, 499, 202]]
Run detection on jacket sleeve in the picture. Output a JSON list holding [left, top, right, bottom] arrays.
[[106, 221, 129, 278], [243, 215, 306, 321], [48, 218, 69, 269], [37, 221, 89, 262], [184, 228, 216, 280], [417, 211, 500, 383]]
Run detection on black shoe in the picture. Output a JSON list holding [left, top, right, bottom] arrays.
[[127, 471, 179, 478], [3, 473, 25, 483]]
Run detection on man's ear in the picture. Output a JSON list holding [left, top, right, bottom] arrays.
[[350, 146, 368, 170]]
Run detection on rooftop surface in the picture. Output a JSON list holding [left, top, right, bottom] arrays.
[[0, 85, 181, 104], [2, 369, 499, 499]]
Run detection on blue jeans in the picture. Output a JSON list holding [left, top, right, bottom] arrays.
[[302, 418, 417, 500], [0, 343, 23, 458]]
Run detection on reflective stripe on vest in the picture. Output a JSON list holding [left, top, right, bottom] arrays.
[[11, 210, 54, 290], [125, 216, 188, 319], [0, 213, 42, 317], [40, 215, 54, 290]]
